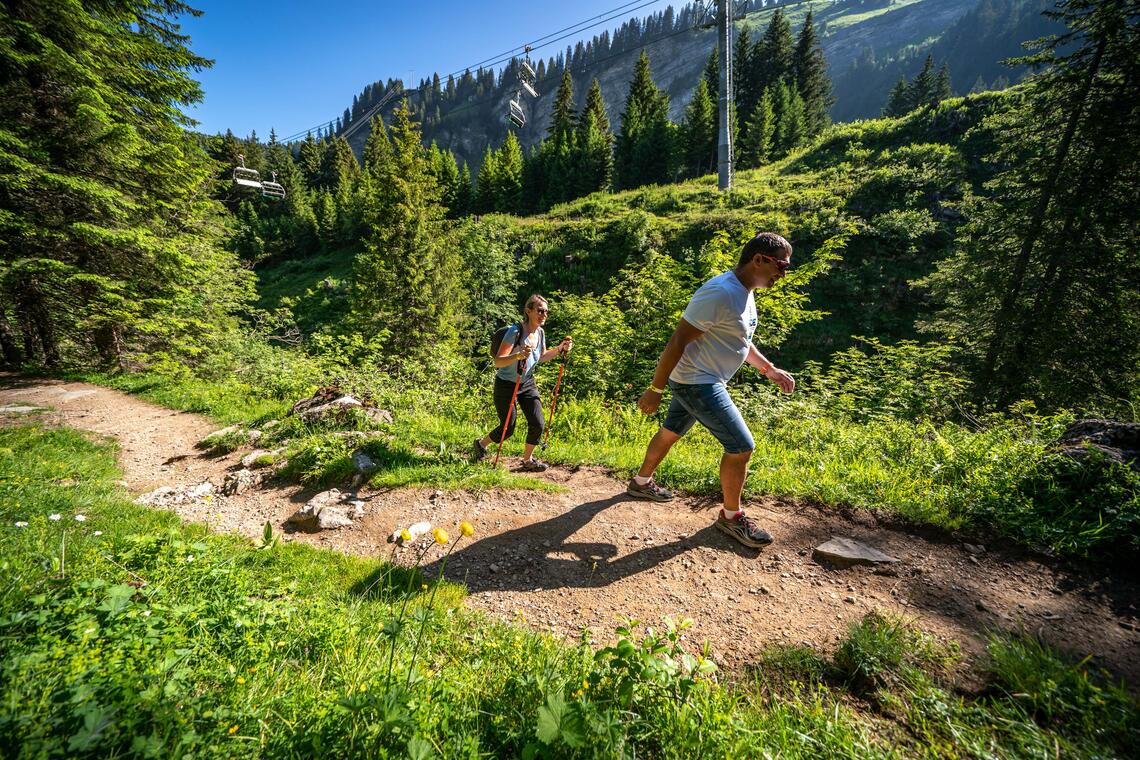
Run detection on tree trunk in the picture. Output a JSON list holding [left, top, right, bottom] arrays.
[[978, 34, 1107, 400], [93, 324, 126, 371], [0, 311, 23, 367]]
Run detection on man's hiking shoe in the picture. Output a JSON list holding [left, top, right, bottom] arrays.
[[716, 510, 773, 548], [627, 478, 674, 502], [473, 438, 488, 462], [521, 457, 549, 472]]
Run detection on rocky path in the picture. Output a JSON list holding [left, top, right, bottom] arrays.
[[3, 377, 1138, 686]]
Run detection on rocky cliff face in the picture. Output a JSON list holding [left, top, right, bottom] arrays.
[[346, 0, 980, 170]]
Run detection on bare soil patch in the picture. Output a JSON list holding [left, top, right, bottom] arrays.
[[4, 377, 1138, 687]]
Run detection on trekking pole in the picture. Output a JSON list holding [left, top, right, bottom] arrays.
[[492, 360, 525, 469], [540, 347, 571, 451]]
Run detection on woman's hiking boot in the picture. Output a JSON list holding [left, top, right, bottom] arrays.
[[626, 478, 674, 502], [715, 509, 773, 548], [473, 438, 488, 462], [521, 457, 549, 472]]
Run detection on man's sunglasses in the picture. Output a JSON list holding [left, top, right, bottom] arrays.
[[760, 254, 792, 272]]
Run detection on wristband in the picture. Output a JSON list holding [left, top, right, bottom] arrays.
[[648, 383, 665, 394]]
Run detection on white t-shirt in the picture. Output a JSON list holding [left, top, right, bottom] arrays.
[[670, 271, 757, 385]]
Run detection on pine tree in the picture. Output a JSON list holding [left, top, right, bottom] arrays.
[[0, 0, 249, 369], [739, 88, 775, 168], [934, 63, 954, 105], [680, 79, 716, 177], [911, 54, 939, 108], [319, 136, 360, 190], [454, 162, 473, 217], [793, 10, 833, 137], [429, 144, 462, 217], [921, 0, 1140, 411], [550, 68, 577, 144], [755, 9, 795, 94], [362, 116, 392, 179], [733, 27, 756, 119], [771, 80, 806, 158], [475, 145, 499, 213], [884, 76, 913, 117], [352, 100, 463, 359], [298, 132, 324, 187], [493, 132, 524, 213], [575, 78, 614, 196], [614, 51, 673, 190]]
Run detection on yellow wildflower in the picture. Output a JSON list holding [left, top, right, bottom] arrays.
[[459, 521, 474, 537], [399, 529, 412, 543], [228, 725, 239, 734], [433, 528, 449, 545], [236, 676, 246, 684]]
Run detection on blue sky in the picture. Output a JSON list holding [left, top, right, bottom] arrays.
[[181, 0, 671, 138]]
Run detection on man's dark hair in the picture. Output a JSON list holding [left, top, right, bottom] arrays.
[[738, 232, 792, 267]]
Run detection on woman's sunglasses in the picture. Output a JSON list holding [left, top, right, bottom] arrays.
[[531, 306, 550, 315]]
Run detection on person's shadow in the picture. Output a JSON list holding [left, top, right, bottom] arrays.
[[412, 491, 758, 595]]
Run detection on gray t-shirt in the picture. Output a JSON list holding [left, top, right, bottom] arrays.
[[670, 271, 758, 385]]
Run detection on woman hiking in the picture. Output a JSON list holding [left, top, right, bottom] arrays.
[[474, 294, 573, 471]]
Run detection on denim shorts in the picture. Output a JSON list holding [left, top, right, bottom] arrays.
[[662, 381, 755, 454]]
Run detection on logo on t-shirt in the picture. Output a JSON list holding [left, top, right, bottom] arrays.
[[747, 315, 757, 341]]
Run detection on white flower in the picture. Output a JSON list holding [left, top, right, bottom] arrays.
[[14, 521, 28, 528], [93, 531, 103, 536], [48, 513, 62, 521], [74, 514, 87, 522], [186, 555, 195, 563]]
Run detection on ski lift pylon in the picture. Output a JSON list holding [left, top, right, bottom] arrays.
[[261, 171, 285, 201], [232, 153, 262, 190]]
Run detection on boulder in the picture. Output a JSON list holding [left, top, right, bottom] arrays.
[[813, 537, 899, 568], [287, 488, 365, 530], [290, 386, 393, 427], [1058, 420, 1140, 470], [222, 469, 262, 496], [241, 448, 283, 469], [136, 481, 214, 507]]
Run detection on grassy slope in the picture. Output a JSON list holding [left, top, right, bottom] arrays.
[[3, 424, 1136, 757]]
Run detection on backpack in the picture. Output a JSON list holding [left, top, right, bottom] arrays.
[[490, 322, 524, 359]]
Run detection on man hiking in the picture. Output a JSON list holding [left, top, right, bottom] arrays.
[[474, 294, 573, 472], [627, 232, 796, 548]]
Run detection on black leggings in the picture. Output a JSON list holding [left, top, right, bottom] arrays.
[[487, 376, 544, 446]]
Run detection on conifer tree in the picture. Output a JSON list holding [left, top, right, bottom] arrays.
[[733, 28, 756, 119], [352, 101, 463, 359], [756, 9, 795, 94], [475, 145, 499, 213], [454, 162, 473, 218], [429, 144, 462, 217], [550, 69, 577, 144], [934, 63, 954, 104], [911, 54, 939, 108], [793, 10, 833, 137], [739, 88, 775, 168], [0, 0, 248, 368], [493, 132, 524, 213], [614, 51, 673, 190], [884, 76, 913, 117], [575, 78, 614, 196], [298, 133, 324, 187], [772, 80, 806, 158], [362, 116, 392, 179], [923, 0, 1140, 411], [680, 79, 716, 177]]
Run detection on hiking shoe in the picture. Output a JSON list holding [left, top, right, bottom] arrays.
[[626, 478, 674, 502], [521, 457, 549, 472], [473, 438, 488, 462], [716, 510, 773, 548]]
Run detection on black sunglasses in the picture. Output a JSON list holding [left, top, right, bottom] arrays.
[[531, 306, 550, 314]]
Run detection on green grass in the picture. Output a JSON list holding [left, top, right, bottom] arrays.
[[3, 423, 1136, 757]]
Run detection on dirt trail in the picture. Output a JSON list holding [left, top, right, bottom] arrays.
[[3, 377, 1138, 686]]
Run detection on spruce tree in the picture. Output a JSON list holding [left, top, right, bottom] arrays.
[[934, 63, 954, 105], [756, 9, 795, 94], [739, 87, 775, 168], [454, 162, 473, 218], [352, 101, 463, 360], [614, 51, 673, 190], [884, 76, 913, 117], [575, 78, 614, 196], [921, 0, 1140, 411], [362, 116, 392, 178], [680, 79, 717, 177], [475, 145, 499, 213], [733, 28, 756, 119], [0, 0, 248, 369], [550, 69, 577, 144], [911, 54, 939, 108], [298, 133, 324, 187], [793, 10, 833, 137], [493, 132, 524, 213]]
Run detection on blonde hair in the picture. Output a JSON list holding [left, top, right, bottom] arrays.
[[523, 294, 548, 316]]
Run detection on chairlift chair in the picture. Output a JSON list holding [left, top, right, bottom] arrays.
[[232, 154, 262, 190], [508, 94, 526, 128], [517, 54, 538, 98], [260, 171, 286, 201]]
